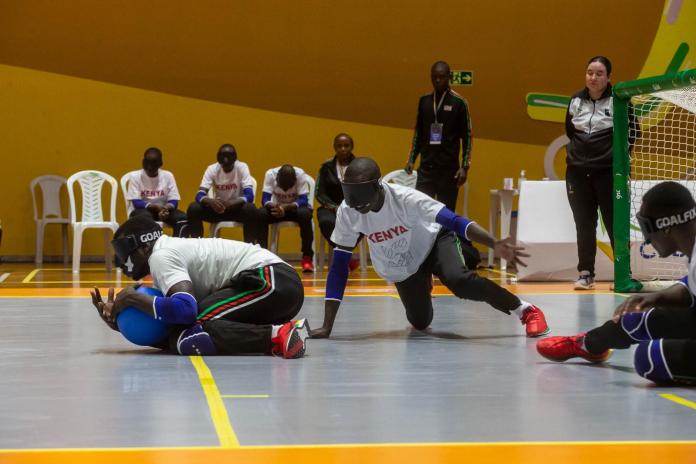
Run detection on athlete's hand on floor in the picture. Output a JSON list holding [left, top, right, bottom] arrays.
[[90, 287, 118, 331], [493, 237, 530, 268], [309, 327, 331, 339], [612, 293, 659, 322]]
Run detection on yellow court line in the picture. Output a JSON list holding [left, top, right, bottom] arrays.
[[189, 357, 240, 448], [220, 395, 270, 399], [660, 394, 696, 411], [21, 269, 40, 284]]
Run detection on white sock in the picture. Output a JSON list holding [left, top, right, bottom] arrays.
[[271, 325, 282, 339], [513, 301, 531, 319]]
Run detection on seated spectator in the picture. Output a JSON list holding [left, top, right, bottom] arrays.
[[315, 133, 359, 270], [126, 147, 187, 237], [257, 164, 314, 273], [185, 144, 258, 242]]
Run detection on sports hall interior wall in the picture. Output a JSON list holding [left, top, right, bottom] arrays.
[[0, 1, 662, 258]]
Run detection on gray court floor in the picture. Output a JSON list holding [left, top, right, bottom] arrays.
[[1, 293, 695, 449]]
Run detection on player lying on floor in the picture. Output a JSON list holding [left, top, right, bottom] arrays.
[[90, 215, 309, 358], [309, 157, 549, 339], [537, 181, 696, 384]]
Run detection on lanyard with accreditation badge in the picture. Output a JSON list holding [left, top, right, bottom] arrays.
[[430, 90, 448, 145]]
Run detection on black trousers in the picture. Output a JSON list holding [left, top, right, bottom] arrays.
[[257, 206, 314, 257], [171, 263, 304, 355], [416, 169, 459, 211], [585, 308, 696, 380], [186, 201, 258, 243], [565, 165, 614, 275], [394, 230, 521, 330], [129, 208, 188, 237], [317, 206, 338, 247]]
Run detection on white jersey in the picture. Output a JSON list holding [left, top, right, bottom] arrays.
[[331, 183, 444, 282], [149, 235, 285, 301], [262, 166, 309, 204], [200, 161, 253, 202], [126, 169, 180, 205]]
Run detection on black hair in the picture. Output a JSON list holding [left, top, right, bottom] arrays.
[[143, 147, 162, 158], [431, 60, 450, 73], [114, 215, 162, 240], [333, 133, 354, 146], [642, 181, 696, 219], [587, 56, 612, 75], [344, 157, 381, 183]]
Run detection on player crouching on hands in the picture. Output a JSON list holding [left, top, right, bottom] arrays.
[[309, 157, 548, 339]]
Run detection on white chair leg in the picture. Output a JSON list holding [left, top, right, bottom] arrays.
[[35, 221, 45, 265], [72, 225, 83, 274], [104, 229, 113, 273], [317, 235, 325, 270], [270, 225, 279, 254], [359, 239, 368, 271], [61, 224, 69, 264]]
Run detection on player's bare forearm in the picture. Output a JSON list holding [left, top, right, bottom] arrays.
[[311, 300, 340, 338], [465, 223, 495, 248]]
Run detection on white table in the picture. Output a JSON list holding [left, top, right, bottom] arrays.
[[487, 188, 518, 271]]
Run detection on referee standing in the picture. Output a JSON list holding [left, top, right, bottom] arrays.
[[405, 60, 472, 212]]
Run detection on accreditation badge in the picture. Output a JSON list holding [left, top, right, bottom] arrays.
[[429, 123, 443, 145]]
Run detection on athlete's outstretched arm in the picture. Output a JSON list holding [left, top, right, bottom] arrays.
[[310, 245, 353, 338]]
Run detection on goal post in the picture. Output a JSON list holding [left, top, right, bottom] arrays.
[[613, 68, 696, 293]]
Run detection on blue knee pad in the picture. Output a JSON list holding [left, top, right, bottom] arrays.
[[176, 324, 217, 355], [634, 340, 673, 383], [621, 309, 654, 342]]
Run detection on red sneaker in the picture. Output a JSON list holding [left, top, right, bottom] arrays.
[[520, 304, 550, 337], [301, 256, 314, 273], [348, 258, 360, 272], [271, 319, 310, 359], [536, 333, 612, 363]]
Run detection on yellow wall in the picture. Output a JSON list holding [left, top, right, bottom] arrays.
[[0, 63, 547, 258]]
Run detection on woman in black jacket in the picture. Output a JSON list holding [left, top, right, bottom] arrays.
[[315, 133, 359, 270], [565, 56, 635, 290]]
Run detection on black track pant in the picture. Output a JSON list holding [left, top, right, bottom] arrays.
[[129, 208, 188, 237], [317, 206, 338, 247], [394, 230, 521, 330], [257, 206, 314, 257], [185, 201, 259, 243], [168, 263, 304, 355], [416, 169, 459, 211], [585, 308, 696, 380], [565, 165, 614, 275]]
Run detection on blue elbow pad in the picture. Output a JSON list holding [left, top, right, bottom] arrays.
[[435, 207, 474, 240], [195, 190, 206, 203], [325, 249, 352, 301], [132, 199, 147, 209], [153, 292, 198, 324], [168, 200, 178, 209], [243, 187, 254, 203], [262, 192, 272, 205], [296, 194, 309, 207]]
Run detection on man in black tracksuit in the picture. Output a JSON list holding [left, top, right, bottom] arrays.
[[405, 60, 477, 267]]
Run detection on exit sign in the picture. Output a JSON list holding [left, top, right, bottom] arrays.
[[450, 71, 473, 85]]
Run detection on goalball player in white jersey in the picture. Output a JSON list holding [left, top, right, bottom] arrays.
[[537, 182, 696, 384], [309, 157, 549, 339], [91, 215, 309, 359], [126, 147, 188, 237], [185, 144, 259, 242], [257, 164, 315, 272]]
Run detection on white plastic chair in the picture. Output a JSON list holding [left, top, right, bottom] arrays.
[[382, 169, 418, 187], [67, 170, 120, 273], [269, 175, 316, 265], [120, 171, 167, 229], [30, 175, 70, 265], [317, 231, 369, 271], [209, 177, 258, 238]]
